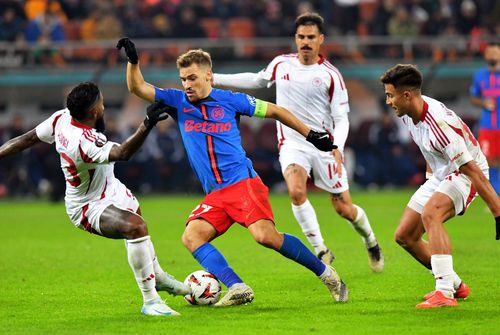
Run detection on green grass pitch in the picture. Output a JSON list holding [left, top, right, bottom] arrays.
[[1, 190, 498, 334]]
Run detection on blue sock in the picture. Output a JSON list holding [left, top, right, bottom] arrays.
[[279, 234, 326, 276], [490, 167, 500, 195], [192, 243, 243, 288]]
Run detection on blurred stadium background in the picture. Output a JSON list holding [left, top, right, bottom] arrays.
[[0, 0, 498, 200]]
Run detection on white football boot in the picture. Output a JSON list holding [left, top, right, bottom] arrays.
[[141, 297, 180, 316], [321, 266, 348, 302], [367, 244, 384, 273], [155, 272, 191, 296], [214, 283, 254, 307]]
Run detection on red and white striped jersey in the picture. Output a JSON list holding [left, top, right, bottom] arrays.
[[401, 96, 488, 180], [213, 54, 350, 152], [262, 54, 350, 151], [35, 109, 119, 209]]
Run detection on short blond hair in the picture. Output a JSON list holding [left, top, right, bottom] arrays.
[[176, 49, 212, 69]]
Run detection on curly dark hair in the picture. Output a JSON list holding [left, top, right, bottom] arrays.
[[66, 82, 100, 121], [295, 13, 324, 34]]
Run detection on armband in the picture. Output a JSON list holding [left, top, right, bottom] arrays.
[[253, 99, 268, 118]]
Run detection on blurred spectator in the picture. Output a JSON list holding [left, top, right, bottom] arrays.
[[121, 4, 150, 38], [59, 0, 89, 20], [155, 119, 197, 192], [0, 7, 26, 42], [369, 0, 396, 35], [388, 6, 419, 37], [256, 0, 292, 37], [150, 14, 173, 38], [25, 7, 65, 66], [173, 6, 206, 38], [455, 0, 480, 35], [0, 116, 36, 197], [332, 0, 360, 35], [81, 1, 123, 41]]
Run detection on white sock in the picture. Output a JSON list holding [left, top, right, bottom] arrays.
[[347, 205, 377, 248], [126, 235, 160, 303], [318, 265, 331, 280], [430, 269, 461, 290], [431, 254, 455, 298], [292, 199, 326, 254], [147, 239, 166, 275]]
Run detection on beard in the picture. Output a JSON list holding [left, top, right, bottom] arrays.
[[487, 60, 498, 67], [95, 116, 106, 133]]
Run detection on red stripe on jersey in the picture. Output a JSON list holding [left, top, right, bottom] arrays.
[[328, 163, 332, 179], [206, 135, 223, 184], [79, 144, 94, 163], [60, 152, 81, 187], [464, 184, 477, 211], [270, 61, 285, 81], [323, 61, 345, 90], [86, 169, 95, 194], [80, 204, 92, 232], [426, 112, 450, 145], [51, 114, 62, 136], [82, 130, 96, 143], [201, 105, 223, 184], [277, 123, 285, 151], [100, 178, 107, 199], [200, 104, 209, 119], [425, 116, 447, 148], [327, 72, 334, 103], [429, 140, 439, 152], [80, 204, 98, 234], [420, 101, 429, 121]]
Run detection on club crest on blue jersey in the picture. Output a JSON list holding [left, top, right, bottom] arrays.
[[211, 107, 225, 121]]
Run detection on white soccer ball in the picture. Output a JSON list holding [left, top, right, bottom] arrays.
[[184, 270, 222, 305]]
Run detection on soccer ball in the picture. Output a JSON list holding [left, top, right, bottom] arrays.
[[184, 270, 222, 305]]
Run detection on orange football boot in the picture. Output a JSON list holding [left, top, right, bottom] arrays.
[[416, 290, 458, 308]]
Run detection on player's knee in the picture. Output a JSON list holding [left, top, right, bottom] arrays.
[[288, 188, 307, 205], [394, 229, 409, 247], [252, 229, 280, 250], [181, 230, 202, 252], [122, 218, 147, 239]]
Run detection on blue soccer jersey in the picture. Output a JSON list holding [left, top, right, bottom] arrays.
[[155, 87, 265, 193], [470, 67, 500, 130]]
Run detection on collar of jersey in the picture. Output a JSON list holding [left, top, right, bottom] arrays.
[[71, 117, 93, 130], [419, 100, 429, 122], [187, 94, 216, 106]]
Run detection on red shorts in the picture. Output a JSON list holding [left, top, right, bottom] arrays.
[[478, 129, 500, 159], [187, 177, 274, 235]]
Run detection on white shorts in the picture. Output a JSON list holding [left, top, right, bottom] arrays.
[[279, 144, 349, 194], [408, 172, 478, 216], [66, 181, 139, 235]]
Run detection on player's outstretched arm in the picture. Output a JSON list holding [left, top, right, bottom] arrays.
[[0, 129, 41, 159], [459, 160, 500, 239], [116, 37, 155, 103], [264, 102, 336, 152], [213, 72, 269, 89], [109, 101, 171, 162]]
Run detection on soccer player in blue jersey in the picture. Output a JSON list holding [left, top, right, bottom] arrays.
[[470, 42, 500, 195], [117, 38, 349, 306]]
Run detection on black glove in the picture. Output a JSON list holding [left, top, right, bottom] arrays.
[[306, 130, 337, 151], [144, 101, 173, 130], [116, 37, 138, 64], [496, 216, 500, 240]]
